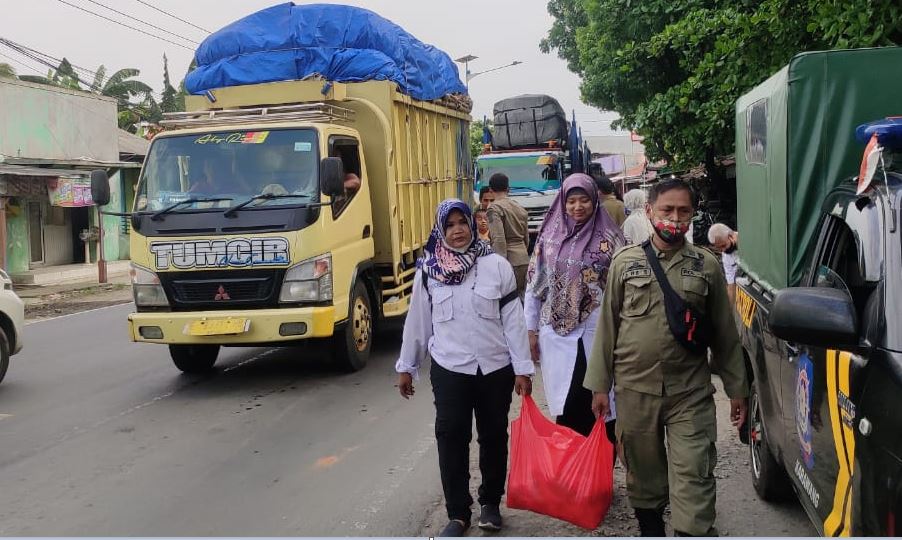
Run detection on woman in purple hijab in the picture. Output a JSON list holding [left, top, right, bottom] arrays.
[[524, 173, 625, 440]]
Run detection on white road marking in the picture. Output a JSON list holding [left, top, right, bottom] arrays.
[[25, 302, 134, 326]]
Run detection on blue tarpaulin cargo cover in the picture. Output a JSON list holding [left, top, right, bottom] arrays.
[[185, 2, 467, 102]]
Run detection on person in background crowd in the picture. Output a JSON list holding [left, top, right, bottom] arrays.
[[621, 189, 654, 244], [474, 207, 491, 241], [525, 173, 625, 443], [396, 199, 533, 537], [585, 179, 748, 537], [487, 173, 530, 297], [479, 186, 496, 210], [595, 176, 627, 227], [708, 223, 740, 304]]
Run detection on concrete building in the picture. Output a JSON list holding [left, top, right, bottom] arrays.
[[0, 78, 146, 283], [585, 133, 646, 176]]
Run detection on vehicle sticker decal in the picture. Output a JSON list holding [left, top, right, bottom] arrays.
[[735, 286, 756, 328], [193, 131, 270, 145], [149, 237, 290, 270], [794, 459, 821, 509], [824, 349, 856, 537], [796, 352, 815, 470]]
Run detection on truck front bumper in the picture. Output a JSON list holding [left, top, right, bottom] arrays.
[[127, 306, 336, 345]]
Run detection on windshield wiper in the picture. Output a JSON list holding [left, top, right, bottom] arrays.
[[223, 194, 312, 217], [511, 187, 548, 195], [151, 197, 233, 221]]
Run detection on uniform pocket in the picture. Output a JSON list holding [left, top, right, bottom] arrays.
[[682, 276, 709, 311], [431, 287, 454, 323], [622, 276, 652, 317], [472, 286, 501, 320]]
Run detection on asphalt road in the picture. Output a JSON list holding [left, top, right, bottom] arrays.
[[0, 304, 816, 536], [0, 304, 440, 536]]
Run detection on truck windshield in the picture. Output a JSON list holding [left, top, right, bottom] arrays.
[[476, 155, 560, 191], [135, 129, 319, 213]]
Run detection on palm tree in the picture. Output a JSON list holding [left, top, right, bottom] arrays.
[[0, 63, 16, 79], [91, 65, 155, 130], [92, 66, 154, 107]]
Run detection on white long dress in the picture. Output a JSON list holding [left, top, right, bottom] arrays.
[[524, 284, 616, 421]]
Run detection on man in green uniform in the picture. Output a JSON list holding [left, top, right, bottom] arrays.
[[585, 179, 748, 536]]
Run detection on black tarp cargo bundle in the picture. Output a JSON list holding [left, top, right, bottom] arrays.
[[492, 94, 568, 150]]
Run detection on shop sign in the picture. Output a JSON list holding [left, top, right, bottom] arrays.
[[47, 177, 94, 207]]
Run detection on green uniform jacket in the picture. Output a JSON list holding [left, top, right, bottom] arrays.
[[585, 240, 749, 399], [601, 195, 627, 227], [487, 197, 530, 268]]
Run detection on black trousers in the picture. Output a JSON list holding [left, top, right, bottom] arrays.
[[556, 338, 617, 444], [430, 361, 515, 523]]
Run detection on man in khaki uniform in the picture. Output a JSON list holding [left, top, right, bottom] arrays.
[[596, 176, 626, 227], [486, 173, 529, 296], [585, 179, 748, 537]]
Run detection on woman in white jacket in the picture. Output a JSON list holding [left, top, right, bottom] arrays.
[[525, 174, 625, 441], [396, 199, 533, 537]]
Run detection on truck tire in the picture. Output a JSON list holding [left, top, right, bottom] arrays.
[[0, 328, 9, 385], [170, 344, 220, 374], [332, 281, 372, 372], [749, 384, 791, 500]]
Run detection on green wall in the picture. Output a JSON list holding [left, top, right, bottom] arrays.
[[6, 201, 29, 274]]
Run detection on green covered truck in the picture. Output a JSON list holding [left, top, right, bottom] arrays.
[[734, 47, 902, 536]]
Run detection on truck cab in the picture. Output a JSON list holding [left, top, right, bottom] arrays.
[[475, 149, 563, 240], [94, 80, 472, 375]]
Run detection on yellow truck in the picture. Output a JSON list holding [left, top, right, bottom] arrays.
[[91, 79, 472, 372]]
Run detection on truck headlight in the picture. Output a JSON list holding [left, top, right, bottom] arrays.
[[130, 263, 169, 307], [280, 254, 332, 303]]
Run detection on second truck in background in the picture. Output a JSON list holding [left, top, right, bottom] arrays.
[[475, 94, 591, 245]]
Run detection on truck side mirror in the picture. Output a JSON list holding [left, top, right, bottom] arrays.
[[91, 169, 111, 207], [768, 287, 859, 349], [320, 157, 345, 198]]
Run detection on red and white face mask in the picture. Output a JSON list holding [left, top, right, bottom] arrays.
[[652, 218, 691, 244]]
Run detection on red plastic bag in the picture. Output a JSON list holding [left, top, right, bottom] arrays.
[[506, 395, 614, 530]]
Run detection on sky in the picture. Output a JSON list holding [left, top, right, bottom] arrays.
[[1, 0, 624, 136]]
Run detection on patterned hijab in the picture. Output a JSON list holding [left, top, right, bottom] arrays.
[[527, 174, 626, 335], [419, 199, 493, 285]]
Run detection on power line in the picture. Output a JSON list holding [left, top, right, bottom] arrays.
[[81, 0, 199, 45], [0, 37, 99, 81], [131, 0, 211, 34], [56, 0, 195, 52], [0, 51, 46, 76]]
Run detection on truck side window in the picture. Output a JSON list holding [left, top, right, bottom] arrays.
[[813, 216, 875, 319], [329, 136, 362, 218]]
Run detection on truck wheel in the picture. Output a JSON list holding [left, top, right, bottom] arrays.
[[0, 328, 9, 385], [170, 344, 220, 374], [749, 384, 791, 500], [332, 281, 372, 372]]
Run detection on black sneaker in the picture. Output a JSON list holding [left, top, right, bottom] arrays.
[[438, 519, 469, 537], [478, 504, 503, 531]]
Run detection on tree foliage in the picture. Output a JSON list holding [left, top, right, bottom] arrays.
[[160, 53, 183, 114], [543, 0, 902, 169], [0, 63, 16, 79], [469, 119, 492, 160]]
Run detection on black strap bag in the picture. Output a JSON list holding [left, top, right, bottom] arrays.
[[641, 240, 710, 354]]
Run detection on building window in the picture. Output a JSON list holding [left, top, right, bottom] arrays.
[[746, 99, 767, 165]]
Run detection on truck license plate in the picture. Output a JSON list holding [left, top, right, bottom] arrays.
[[186, 318, 250, 336]]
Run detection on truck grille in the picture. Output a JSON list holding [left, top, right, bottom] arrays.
[[160, 270, 284, 310], [526, 206, 550, 233]]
